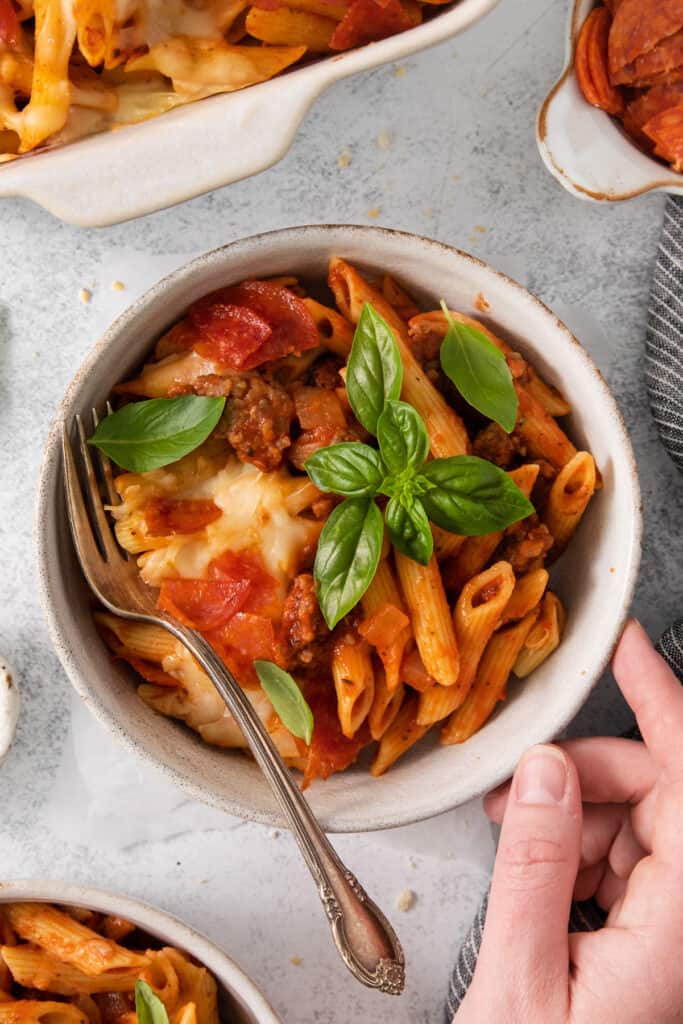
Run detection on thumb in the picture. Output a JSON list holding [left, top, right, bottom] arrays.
[[473, 745, 582, 1017]]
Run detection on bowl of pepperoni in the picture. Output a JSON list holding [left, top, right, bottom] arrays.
[[36, 225, 641, 831], [538, 0, 683, 201]]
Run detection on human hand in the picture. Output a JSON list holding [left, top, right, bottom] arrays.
[[454, 619, 683, 1023]]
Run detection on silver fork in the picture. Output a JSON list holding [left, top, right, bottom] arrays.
[[62, 412, 405, 996]]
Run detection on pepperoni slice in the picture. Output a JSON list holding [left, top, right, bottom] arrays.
[[608, 0, 683, 79], [145, 498, 222, 536], [157, 577, 251, 630], [330, 0, 420, 51], [205, 612, 278, 686], [643, 103, 683, 169], [0, 0, 20, 46], [614, 27, 683, 86], [188, 280, 318, 370], [576, 7, 624, 115], [623, 81, 683, 139], [302, 681, 366, 786]]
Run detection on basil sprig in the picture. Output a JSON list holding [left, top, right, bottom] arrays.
[[305, 304, 534, 628], [439, 301, 518, 433], [254, 660, 314, 744], [88, 395, 226, 473], [135, 981, 170, 1024]]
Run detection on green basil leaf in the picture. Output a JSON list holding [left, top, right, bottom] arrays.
[[439, 303, 518, 433], [135, 981, 170, 1024], [253, 660, 314, 745], [419, 456, 534, 536], [313, 497, 384, 628], [304, 442, 384, 497], [346, 303, 403, 435], [88, 396, 226, 473], [385, 495, 433, 565], [377, 400, 429, 475]]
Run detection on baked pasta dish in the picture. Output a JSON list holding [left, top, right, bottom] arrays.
[[0, 0, 452, 160], [0, 901, 221, 1024], [90, 258, 598, 784]]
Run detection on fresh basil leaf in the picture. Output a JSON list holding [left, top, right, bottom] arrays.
[[304, 442, 384, 497], [439, 302, 518, 433], [314, 497, 384, 628], [385, 494, 433, 565], [253, 660, 314, 745], [135, 981, 170, 1024], [346, 303, 403, 435], [88, 396, 226, 473], [377, 400, 429, 475], [419, 456, 534, 536]]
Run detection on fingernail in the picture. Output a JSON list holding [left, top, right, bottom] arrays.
[[516, 745, 567, 806]]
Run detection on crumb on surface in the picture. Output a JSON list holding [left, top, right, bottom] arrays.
[[475, 292, 490, 313], [424, 207, 433, 218], [290, 955, 302, 966], [336, 148, 352, 168], [609, 566, 615, 573], [452, 175, 461, 183], [376, 132, 391, 150], [367, 207, 381, 220], [78, 288, 92, 304], [474, 225, 487, 234], [270, 829, 280, 839], [396, 889, 416, 912], [394, 64, 406, 77], [112, 280, 125, 291]]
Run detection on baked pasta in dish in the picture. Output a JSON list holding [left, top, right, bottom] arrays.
[[1, 0, 448, 161], [91, 259, 598, 783], [0, 902, 220, 1024]]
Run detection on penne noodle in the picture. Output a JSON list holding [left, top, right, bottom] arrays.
[[370, 694, 429, 776], [0, 1001, 90, 1024], [0, 958, 11, 1001], [331, 634, 375, 739], [394, 552, 459, 687], [1, 946, 140, 995], [513, 592, 565, 678], [328, 259, 471, 456], [360, 560, 412, 691], [246, 7, 336, 51], [514, 385, 577, 469], [301, 298, 355, 356], [4, 905, 149, 977], [441, 608, 541, 745], [543, 452, 597, 552], [400, 649, 436, 692], [95, 614, 180, 663], [381, 275, 420, 322], [499, 568, 549, 625], [432, 525, 465, 561], [283, 478, 323, 515], [368, 668, 405, 741], [276, 0, 349, 18], [142, 948, 218, 1024], [417, 561, 515, 726], [115, 351, 219, 399], [175, 1006, 198, 1024]]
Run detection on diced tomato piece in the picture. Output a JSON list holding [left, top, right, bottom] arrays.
[[358, 602, 411, 692], [643, 103, 683, 169], [209, 549, 281, 615], [119, 653, 180, 688], [157, 577, 251, 630], [144, 498, 222, 536], [302, 682, 365, 787], [188, 280, 318, 370], [206, 612, 278, 686], [400, 649, 436, 692], [330, 0, 419, 51], [0, 0, 20, 46]]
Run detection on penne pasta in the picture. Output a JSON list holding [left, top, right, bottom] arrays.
[[370, 694, 429, 776], [432, 525, 466, 561], [246, 7, 336, 51], [331, 634, 375, 739], [417, 561, 515, 726], [441, 608, 541, 745], [360, 559, 412, 692], [543, 451, 597, 552], [394, 552, 459, 687], [0, 1001, 90, 1024], [381, 275, 420, 322], [513, 592, 565, 678], [95, 614, 180, 664], [1, 946, 141, 995], [301, 298, 355, 356], [368, 669, 405, 741], [514, 385, 577, 469], [500, 568, 549, 625], [143, 948, 219, 1024]]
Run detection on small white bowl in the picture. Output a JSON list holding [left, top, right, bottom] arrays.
[[0, 0, 499, 227], [35, 225, 642, 832], [537, 0, 683, 201], [0, 880, 281, 1024]]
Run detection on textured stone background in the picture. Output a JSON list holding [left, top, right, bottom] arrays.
[[1, 0, 683, 1020]]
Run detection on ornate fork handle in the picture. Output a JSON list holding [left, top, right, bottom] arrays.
[[158, 617, 405, 995]]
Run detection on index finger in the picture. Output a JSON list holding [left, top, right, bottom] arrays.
[[612, 619, 683, 777]]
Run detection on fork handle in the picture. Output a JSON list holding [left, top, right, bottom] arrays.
[[160, 619, 405, 995]]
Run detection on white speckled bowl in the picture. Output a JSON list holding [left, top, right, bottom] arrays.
[[537, 0, 683, 201], [35, 225, 642, 832], [0, 0, 499, 227], [0, 880, 281, 1024]]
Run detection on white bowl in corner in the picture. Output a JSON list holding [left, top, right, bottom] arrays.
[[0, 0, 499, 227], [0, 880, 281, 1024], [35, 225, 642, 832], [537, 0, 683, 202]]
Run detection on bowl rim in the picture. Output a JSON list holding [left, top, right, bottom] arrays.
[[536, 0, 683, 201], [34, 223, 643, 831], [0, 879, 282, 1024]]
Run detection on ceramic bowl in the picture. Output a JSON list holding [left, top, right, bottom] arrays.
[[0, 880, 281, 1024], [35, 224, 642, 832], [537, 0, 683, 201], [0, 0, 499, 227]]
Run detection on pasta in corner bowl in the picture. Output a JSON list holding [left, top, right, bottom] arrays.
[[0, 880, 282, 1024], [0, 0, 500, 226], [35, 225, 641, 832]]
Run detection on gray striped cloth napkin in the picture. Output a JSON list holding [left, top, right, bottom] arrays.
[[446, 194, 683, 1021]]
